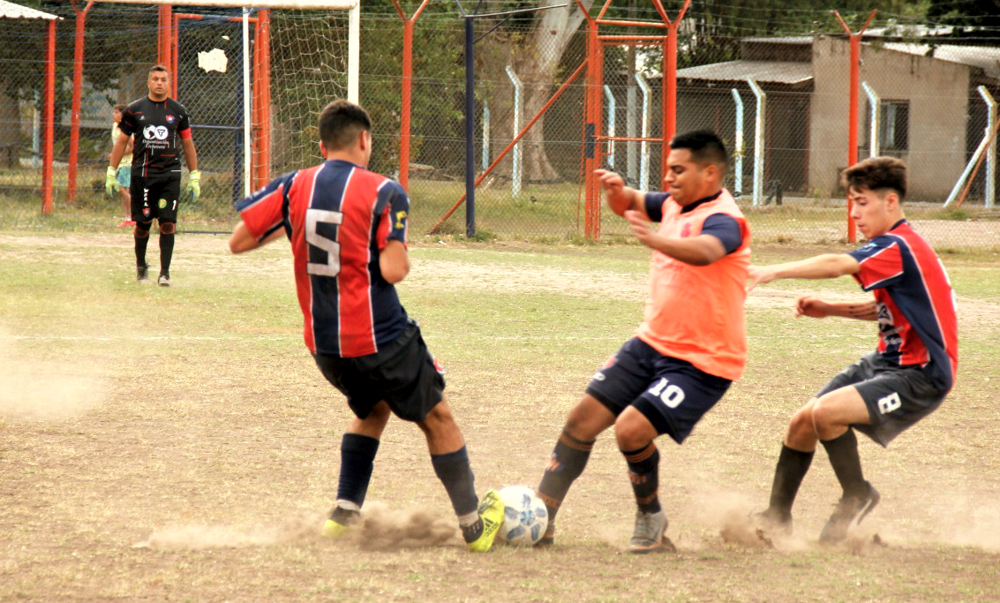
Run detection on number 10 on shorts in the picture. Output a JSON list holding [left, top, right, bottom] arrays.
[[648, 378, 685, 408]]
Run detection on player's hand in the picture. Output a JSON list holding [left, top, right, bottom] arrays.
[[795, 295, 829, 318], [596, 169, 630, 216], [105, 166, 119, 197], [186, 170, 202, 202], [624, 209, 658, 248], [746, 265, 777, 292]]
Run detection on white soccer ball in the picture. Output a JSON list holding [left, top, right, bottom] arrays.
[[496, 485, 548, 547]]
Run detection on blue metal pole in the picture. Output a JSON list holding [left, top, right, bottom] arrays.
[[465, 16, 475, 237]]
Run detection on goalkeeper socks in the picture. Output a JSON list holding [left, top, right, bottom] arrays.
[[159, 232, 175, 275], [134, 224, 150, 267], [621, 442, 661, 514], [821, 429, 868, 499], [537, 429, 595, 523], [430, 446, 478, 518], [768, 444, 814, 518], [336, 433, 380, 507]]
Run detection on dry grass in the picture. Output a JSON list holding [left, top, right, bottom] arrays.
[[1, 232, 999, 602]]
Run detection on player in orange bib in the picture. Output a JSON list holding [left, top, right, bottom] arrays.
[[534, 130, 751, 553]]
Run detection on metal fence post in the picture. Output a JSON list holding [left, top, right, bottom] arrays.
[[506, 65, 522, 198], [604, 85, 615, 169], [979, 85, 997, 208], [731, 88, 743, 196], [747, 78, 766, 207], [635, 72, 650, 191], [862, 81, 880, 159]]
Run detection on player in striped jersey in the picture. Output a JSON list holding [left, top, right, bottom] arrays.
[[228, 100, 503, 552], [747, 157, 958, 543]]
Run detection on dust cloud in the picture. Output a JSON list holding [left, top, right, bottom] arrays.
[[135, 503, 461, 551], [0, 331, 106, 421]]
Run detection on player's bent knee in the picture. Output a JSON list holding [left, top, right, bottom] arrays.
[[613, 411, 656, 449], [159, 221, 176, 235], [787, 406, 817, 439]]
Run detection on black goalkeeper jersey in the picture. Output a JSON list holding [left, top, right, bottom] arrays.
[[119, 96, 192, 178]]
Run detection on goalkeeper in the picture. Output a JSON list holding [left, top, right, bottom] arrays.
[[108, 64, 200, 287]]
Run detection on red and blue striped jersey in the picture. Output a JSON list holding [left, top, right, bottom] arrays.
[[848, 219, 958, 392], [235, 159, 410, 358]]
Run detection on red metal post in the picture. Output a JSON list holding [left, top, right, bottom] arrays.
[[400, 19, 413, 191], [42, 19, 57, 214], [391, 0, 431, 193], [835, 9, 876, 243], [67, 0, 95, 204], [254, 10, 272, 188], [661, 0, 689, 180], [171, 13, 179, 96]]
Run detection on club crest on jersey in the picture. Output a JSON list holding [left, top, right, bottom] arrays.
[[166, 115, 175, 124], [142, 207, 151, 218]]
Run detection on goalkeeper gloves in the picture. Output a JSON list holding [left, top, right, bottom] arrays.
[[186, 169, 202, 202], [105, 166, 119, 197]]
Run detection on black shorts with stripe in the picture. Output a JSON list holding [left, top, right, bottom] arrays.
[[131, 173, 180, 224], [313, 320, 445, 423], [818, 352, 947, 447], [585, 337, 732, 444]]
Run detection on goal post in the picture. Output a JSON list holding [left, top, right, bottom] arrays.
[[97, 0, 359, 203]]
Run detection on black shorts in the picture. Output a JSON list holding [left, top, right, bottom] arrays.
[[818, 352, 947, 447], [313, 321, 445, 423], [131, 172, 181, 224], [585, 337, 732, 444]]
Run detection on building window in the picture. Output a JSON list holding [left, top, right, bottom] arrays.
[[865, 100, 909, 156]]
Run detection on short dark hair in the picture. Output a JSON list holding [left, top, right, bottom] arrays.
[[318, 99, 372, 151], [113, 104, 127, 112], [149, 64, 169, 76], [670, 130, 728, 172], [841, 156, 907, 201]]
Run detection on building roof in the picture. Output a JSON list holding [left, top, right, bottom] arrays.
[[881, 43, 1000, 80], [0, 0, 59, 20], [676, 60, 813, 85]]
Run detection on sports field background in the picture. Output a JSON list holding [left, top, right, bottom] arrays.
[[1, 227, 999, 602]]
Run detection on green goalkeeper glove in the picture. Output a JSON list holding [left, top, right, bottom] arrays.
[[186, 170, 202, 202], [105, 166, 119, 197]]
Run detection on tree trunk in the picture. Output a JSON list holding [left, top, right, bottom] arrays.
[[513, 0, 594, 182]]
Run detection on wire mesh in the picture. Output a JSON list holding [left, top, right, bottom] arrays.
[[0, 2, 998, 248]]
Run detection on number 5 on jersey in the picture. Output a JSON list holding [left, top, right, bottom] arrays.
[[306, 208, 343, 277]]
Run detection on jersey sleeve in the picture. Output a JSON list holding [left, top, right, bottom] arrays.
[[643, 191, 669, 222], [375, 181, 410, 250], [119, 108, 137, 137], [235, 171, 296, 241], [701, 213, 743, 254], [177, 106, 192, 140], [848, 236, 905, 291]]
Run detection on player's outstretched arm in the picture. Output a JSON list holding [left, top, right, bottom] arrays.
[[596, 169, 647, 218], [229, 221, 283, 254], [747, 253, 860, 292], [379, 239, 410, 284], [795, 295, 878, 320]]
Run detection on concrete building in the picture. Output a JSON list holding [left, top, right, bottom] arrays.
[[675, 35, 1000, 201]]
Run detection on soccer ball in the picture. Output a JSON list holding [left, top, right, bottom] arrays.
[[496, 485, 548, 547]]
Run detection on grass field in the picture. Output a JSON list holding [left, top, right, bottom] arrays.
[[1, 227, 999, 602]]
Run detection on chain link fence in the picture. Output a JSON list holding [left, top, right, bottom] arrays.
[[1, 2, 998, 249]]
